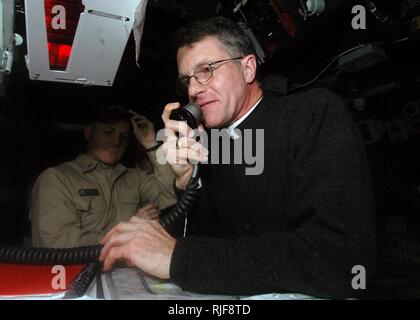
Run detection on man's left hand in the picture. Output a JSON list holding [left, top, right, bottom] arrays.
[[136, 203, 159, 220]]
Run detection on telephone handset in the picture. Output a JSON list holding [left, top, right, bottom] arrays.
[[169, 103, 203, 130], [169, 102, 203, 179]]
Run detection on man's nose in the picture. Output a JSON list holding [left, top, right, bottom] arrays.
[[188, 77, 205, 97], [110, 134, 121, 147]]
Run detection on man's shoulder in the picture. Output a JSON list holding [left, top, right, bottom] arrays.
[[120, 166, 145, 181], [55, 158, 81, 173], [37, 158, 81, 181], [292, 88, 343, 107], [264, 88, 340, 107], [261, 88, 345, 123]]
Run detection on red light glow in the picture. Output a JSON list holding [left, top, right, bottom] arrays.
[[44, 0, 84, 70]]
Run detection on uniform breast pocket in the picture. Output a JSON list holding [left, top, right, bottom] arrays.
[[75, 198, 107, 232], [118, 190, 140, 221]]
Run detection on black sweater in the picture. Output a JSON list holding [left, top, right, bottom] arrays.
[[170, 88, 376, 299]]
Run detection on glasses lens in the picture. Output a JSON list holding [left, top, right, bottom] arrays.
[[175, 61, 217, 96], [194, 64, 212, 84]]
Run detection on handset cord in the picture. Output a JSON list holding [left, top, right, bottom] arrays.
[[160, 164, 202, 236]]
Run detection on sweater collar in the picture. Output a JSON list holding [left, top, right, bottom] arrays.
[[227, 96, 264, 140]]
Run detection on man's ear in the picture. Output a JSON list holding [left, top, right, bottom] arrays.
[[84, 126, 93, 141], [243, 55, 257, 83]]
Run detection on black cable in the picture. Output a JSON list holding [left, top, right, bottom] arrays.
[[0, 245, 102, 265], [160, 174, 202, 238], [63, 262, 100, 299]]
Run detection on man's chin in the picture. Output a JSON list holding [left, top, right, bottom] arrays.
[[102, 160, 118, 166], [99, 153, 121, 166], [203, 118, 224, 129]]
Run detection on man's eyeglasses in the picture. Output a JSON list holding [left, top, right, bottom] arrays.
[[176, 57, 243, 93]]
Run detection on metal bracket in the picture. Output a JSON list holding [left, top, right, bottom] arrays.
[[0, 50, 13, 74]]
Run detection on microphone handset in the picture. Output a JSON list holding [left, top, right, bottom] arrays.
[[169, 102, 203, 130]]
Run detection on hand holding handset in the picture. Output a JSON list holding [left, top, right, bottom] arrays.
[[169, 103, 204, 180], [160, 103, 204, 236], [169, 103, 203, 130]]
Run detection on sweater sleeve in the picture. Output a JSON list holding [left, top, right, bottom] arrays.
[[170, 89, 376, 298]]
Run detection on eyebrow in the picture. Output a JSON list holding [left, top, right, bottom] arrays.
[[102, 125, 129, 133], [178, 59, 213, 78]]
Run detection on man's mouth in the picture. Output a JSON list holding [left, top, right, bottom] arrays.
[[199, 100, 215, 109]]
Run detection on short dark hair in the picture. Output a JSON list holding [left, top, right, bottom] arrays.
[[88, 104, 131, 125], [173, 16, 257, 59]]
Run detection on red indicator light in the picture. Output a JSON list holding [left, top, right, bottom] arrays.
[[44, 0, 84, 70]]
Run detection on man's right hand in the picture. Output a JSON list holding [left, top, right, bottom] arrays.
[[161, 103, 208, 190]]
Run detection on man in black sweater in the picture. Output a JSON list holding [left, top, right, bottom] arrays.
[[100, 17, 376, 299]]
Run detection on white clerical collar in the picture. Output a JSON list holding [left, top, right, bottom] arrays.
[[227, 96, 263, 140]]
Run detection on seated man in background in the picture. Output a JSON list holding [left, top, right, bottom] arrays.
[[30, 105, 177, 248]]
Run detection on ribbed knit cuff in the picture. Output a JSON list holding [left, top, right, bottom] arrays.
[[169, 237, 194, 288]]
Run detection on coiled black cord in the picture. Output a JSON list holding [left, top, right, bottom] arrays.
[[0, 245, 103, 299], [0, 244, 103, 265], [160, 175, 202, 238], [63, 262, 100, 299]]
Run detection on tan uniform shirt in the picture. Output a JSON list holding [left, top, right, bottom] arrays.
[[29, 151, 177, 248]]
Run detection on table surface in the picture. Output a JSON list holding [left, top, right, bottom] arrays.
[[86, 267, 320, 300]]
